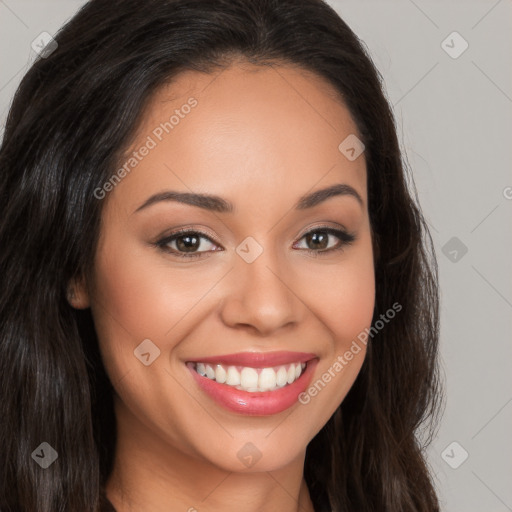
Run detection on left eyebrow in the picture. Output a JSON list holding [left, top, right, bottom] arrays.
[[296, 183, 364, 209], [133, 183, 364, 214]]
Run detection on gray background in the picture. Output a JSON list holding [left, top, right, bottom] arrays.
[[1, 1, 511, 510]]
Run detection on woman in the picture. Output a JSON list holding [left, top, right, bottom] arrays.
[[0, 0, 442, 510]]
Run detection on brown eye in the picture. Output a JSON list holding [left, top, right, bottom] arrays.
[[175, 233, 201, 252], [304, 231, 329, 250], [156, 230, 220, 258], [294, 227, 356, 254]]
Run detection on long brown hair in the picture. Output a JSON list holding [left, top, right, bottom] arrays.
[[0, 0, 442, 510]]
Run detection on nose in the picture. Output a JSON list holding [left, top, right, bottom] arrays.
[[218, 249, 306, 337]]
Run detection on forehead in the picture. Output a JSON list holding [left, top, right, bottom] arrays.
[[113, 61, 367, 211]]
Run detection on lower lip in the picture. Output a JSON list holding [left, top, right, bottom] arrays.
[[187, 359, 318, 416]]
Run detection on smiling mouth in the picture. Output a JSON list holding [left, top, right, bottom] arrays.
[[189, 361, 307, 392], [186, 351, 318, 415]]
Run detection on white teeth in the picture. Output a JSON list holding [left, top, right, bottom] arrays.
[[193, 361, 307, 392], [226, 366, 241, 386], [205, 364, 215, 379], [215, 364, 226, 384], [240, 367, 259, 388], [196, 362, 206, 376], [276, 366, 288, 387], [286, 365, 295, 384], [258, 367, 277, 391]]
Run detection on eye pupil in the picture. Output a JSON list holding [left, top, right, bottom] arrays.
[[306, 232, 328, 250], [176, 235, 200, 252]]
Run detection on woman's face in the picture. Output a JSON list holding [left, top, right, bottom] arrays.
[[82, 61, 375, 473]]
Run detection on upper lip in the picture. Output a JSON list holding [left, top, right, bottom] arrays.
[[187, 351, 316, 368]]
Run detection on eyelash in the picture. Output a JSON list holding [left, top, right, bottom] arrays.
[[154, 226, 356, 260]]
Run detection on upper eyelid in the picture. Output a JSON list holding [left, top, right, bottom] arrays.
[[158, 227, 220, 244], [295, 222, 351, 239]]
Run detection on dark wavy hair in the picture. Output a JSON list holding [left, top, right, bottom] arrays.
[[0, 0, 442, 510]]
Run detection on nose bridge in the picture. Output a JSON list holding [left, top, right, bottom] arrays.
[[219, 237, 303, 335]]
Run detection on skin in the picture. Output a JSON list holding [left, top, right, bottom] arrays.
[[71, 59, 375, 512]]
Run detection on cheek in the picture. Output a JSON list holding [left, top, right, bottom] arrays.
[[91, 239, 212, 343], [88, 234, 195, 386], [309, 238, 375, 348], [298, 236, 375, 414]]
